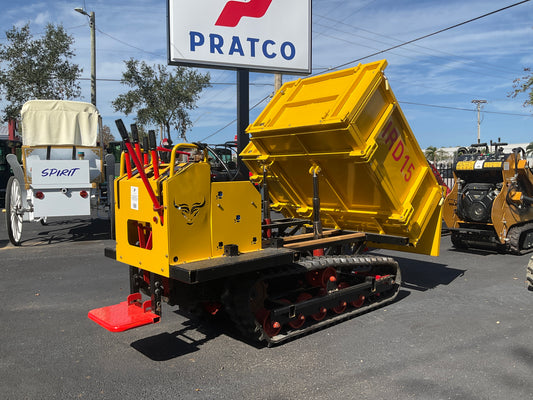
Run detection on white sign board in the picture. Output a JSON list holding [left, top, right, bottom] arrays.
[[31, 160, 90, 187], [167, 0, 311, 74]]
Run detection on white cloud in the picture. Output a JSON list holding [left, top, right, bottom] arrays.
[[33, 11, 50, 26]]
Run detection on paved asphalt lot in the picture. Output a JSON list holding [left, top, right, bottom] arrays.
[[1, 214, 532, 400]]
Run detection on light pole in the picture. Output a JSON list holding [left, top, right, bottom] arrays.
[[75, 7, 96, 107], [471, 99, 487, 144]]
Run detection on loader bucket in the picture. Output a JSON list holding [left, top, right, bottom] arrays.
[[242, 60, 443, 256]]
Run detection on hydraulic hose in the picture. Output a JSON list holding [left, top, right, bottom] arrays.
[[115, 119, 164, 224]]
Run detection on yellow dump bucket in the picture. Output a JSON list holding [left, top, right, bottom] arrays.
[[241, 60, 443, 256]]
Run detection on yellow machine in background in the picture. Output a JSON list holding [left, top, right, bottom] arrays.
[[90, 60, 444, 345], [443, 143, 533, 254]]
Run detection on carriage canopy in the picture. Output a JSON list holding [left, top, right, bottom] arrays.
[[21, 100, 99, 147]]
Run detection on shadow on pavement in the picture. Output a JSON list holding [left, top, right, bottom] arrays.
[[35, 218, 111, 245], [0, 217, 111, 248], [391, 255, 465, 292], [130, 319, 223, 361]]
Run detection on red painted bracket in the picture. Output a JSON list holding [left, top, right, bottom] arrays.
[[88, 293, 160, 332]]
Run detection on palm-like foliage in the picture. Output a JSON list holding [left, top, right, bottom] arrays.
[[526, 141, 533, 156]]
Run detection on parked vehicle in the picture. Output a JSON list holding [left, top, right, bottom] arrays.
[[207, 141, 238, 181], [0, 121, 22, 208], [4, 100, 114, 245]]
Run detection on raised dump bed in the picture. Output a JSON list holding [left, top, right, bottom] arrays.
[[242, 60, 444, 256]]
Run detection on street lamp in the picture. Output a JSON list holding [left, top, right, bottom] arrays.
[[75, 7, 96, 107], [471, 99, 487, 144]]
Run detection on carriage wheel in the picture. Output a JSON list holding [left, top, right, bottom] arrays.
[[5, 176, 23, 246]]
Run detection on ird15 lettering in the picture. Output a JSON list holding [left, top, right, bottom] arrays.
[[380, 121, 415, 182], [41, 167, 80, 177]]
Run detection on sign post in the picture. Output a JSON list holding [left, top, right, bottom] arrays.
[[167, 0, 312, 177], [236, 68, 249, 180]]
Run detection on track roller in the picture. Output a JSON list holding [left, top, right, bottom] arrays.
[[222, 255, 401, 345]]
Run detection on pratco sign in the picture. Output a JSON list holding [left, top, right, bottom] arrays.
[[167, 0, 311, 74]]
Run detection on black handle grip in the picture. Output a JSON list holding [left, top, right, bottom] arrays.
[[115, 119, 129, 141], [142, 137, 149, 153], [130, 124, 139, 143], [121, 142, 128, 153], [192, 142, 207, 151], [148, 130, 157, 150]]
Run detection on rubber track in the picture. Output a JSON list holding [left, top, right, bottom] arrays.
[[222, 255, 401, 346], [508, 222, 533, 255], [527, 255, 533, 291], [450, 232, 467, 249]]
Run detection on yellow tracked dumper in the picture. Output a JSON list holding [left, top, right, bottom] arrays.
[[89, 60, 444, 345]]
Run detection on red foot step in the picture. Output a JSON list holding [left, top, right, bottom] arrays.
[[88, 293, 160, 332]]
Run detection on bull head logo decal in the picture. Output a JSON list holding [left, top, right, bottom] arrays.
[[173, 198, 206, 225]]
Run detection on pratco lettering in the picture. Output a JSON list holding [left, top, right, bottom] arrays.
[[189, 32, 295, 60], [41, 167, 81, 177]]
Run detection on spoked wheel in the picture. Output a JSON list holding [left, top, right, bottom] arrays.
[[331, 282, 349, 314], [282, 293, 310, 330], [351, 295, 366, 308], [256, 309, 281, 338], [310, 288, 327, 321], [5, 176, 23, 246]]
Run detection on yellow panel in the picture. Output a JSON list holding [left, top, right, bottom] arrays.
[[113, 161, 262, 276], [165, 162, 213, 264], [249, 61, 386, 132], [210, 181, 262, 256], [456, 161, 475, 170], [242, 60, 443, 256], [114, 174, 170, 276], [484, 161, 503, 169], [369, 197, 443, 256]]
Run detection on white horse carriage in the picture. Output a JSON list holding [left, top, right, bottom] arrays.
[[5, 100, 114, 245]]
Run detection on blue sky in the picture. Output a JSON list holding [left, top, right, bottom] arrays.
[[0, 0, 532, 149]]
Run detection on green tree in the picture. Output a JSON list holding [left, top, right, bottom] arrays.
[[436, 149, 449, 161], [100, 125, 115, 147], [112, 59, 211, 142], [0, 23, 82, 121], [510, 67, 533, 109], [425, 146, 437, 163]]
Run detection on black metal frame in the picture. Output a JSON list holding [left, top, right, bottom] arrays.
[[169, 247, 298, 284], [270, 277, 395, 324]]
